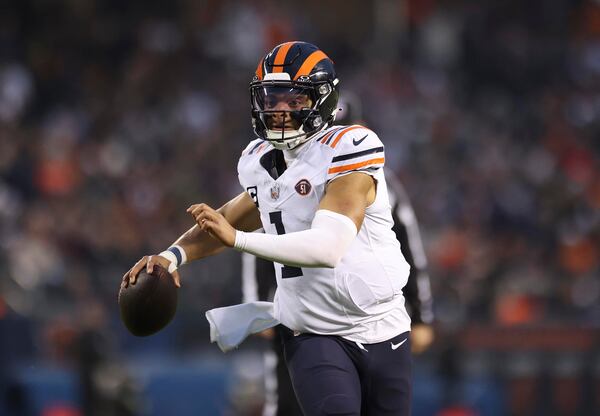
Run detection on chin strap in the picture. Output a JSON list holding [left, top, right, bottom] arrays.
[[266, 128, 307, 150], [266, 118, 331, 150]]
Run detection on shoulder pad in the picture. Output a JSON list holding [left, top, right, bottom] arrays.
[[326, 126, 385, 181], [241, 139, 269, 157]]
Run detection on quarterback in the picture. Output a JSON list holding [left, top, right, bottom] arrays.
[[123, 41, 412, 415]]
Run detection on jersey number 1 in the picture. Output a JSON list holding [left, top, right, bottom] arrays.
[[269, 211, 303, 278]]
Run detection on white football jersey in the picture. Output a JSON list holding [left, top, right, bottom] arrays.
[[237, 125, 411, 343]]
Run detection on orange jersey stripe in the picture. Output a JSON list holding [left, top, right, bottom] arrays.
[[318, 129, 337, 143], [293, 50, 328, 80], [255, 58, 264, 80], [273, 42, 296, 73], [330, 125, 364, 148], [328, 157, 385, 174]]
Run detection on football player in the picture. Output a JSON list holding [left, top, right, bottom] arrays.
[[242, 93, 435, 416], [124, 41, 413, 415]]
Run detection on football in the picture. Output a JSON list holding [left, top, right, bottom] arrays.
[[118, 264, 178, 337]]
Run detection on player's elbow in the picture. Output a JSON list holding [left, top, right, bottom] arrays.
[[314, 250, 344, 268], [320, 257, 341, 269], [309, 229, 354, 268]]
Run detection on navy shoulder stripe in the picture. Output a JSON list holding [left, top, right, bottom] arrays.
[[248, 140, 265, 155], [331, 146, 384, 163], [317, 126, 344, 144]]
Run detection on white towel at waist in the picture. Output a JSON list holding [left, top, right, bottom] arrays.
[[205, 301, 279, 352]]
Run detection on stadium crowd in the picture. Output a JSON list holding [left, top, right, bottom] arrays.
[[0, 0, 599, 415]]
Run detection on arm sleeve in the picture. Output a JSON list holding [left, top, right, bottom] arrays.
[[234, 210, 357, 268]]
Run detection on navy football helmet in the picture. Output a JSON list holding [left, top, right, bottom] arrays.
[[250, 41, 340, 150]]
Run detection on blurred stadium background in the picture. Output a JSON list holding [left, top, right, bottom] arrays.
[[0, 0, 599, 415]]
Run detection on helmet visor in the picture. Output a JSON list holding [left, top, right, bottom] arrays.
[[252, 85, 315, 112], [251, 85, 316, 131]]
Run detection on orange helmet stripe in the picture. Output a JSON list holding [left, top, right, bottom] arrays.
[[255, 58, 264, 80], [273, 42, 296, 73], [293, 50, 329, 80]]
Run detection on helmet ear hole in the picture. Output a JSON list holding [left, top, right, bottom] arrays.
[[318, 84, 331, 95]]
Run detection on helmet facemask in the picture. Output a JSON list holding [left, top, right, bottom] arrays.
[[250, 75, 339, 150]]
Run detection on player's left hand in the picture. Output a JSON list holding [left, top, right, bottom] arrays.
[[411, 323, 435, 354], [187, 203, 237, 247]]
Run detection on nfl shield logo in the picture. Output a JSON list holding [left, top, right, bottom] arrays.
[[270, 183, 280, 200]]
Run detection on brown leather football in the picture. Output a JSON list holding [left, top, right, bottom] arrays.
[[118, 264, 178, 336]]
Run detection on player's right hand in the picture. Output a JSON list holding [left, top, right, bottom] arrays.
[[122, 255, 181, 289]]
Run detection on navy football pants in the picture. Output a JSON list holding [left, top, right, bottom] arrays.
[[281, 328, 412, 416]]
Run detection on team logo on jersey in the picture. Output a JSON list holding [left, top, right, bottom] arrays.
[[246, 186, 259, 207], [270, 183, 280, 200], [295, 179, 312, 196]]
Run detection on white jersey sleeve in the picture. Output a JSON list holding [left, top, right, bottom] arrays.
[[325, 125, 385, 183]]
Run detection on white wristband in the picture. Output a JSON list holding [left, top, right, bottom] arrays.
[[159, 245, 188, 274], [169, 245, 188, 265], [159, 250, 178, 273]]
